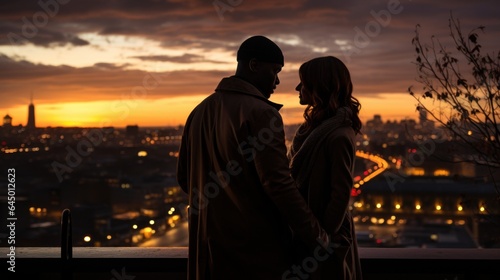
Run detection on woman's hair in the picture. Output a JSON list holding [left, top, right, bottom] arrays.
[[299, 56, 362, 134]]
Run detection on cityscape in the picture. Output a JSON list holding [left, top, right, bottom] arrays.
[[1, 100, 499, 249]]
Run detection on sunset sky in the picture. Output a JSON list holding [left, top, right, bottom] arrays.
[[0, 0, 499, 128]]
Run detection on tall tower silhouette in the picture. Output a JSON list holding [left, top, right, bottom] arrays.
[[27, 93, 35, 130]]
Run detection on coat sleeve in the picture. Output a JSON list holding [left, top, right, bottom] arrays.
[[323, 130, 356, 236], [177, 113, 195, 195], [251, 108, 329, 250]]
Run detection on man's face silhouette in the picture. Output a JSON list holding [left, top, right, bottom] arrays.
[[251, 60, 282, 99]]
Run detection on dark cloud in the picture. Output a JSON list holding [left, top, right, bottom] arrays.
[[0, 22, 90, 47], [132, 54, 226, 64], [93, 62, 130, 69], [0, 53, 230, 109], [0, 0, 499, 118], [2, 0, 498, 53]]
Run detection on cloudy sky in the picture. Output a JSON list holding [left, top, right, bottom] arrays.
[[0, 0, 499, 128]]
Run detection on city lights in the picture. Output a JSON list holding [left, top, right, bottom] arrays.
[[2, 103, 498, 251]]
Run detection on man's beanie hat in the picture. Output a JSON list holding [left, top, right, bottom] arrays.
[[237, 35, 284, 66]]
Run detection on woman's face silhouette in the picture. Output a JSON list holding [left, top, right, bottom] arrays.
[[295, 77, 312, 106]]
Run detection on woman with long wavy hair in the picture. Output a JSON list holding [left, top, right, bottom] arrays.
[[288, 56, 363, 280]]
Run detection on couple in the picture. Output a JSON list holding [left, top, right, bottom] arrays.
[[177, 35, 363, 280]]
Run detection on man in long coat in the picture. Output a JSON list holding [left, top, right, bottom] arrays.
[[177, 35, 330, 280]]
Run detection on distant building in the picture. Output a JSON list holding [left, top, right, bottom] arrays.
[[27, 96, 36, 130], [365, 114, 383, 130], [126, 125, 139, 136], [418, 108, 435, 130], [352, 175, 499, 247], [419, 108, 428, 123], [3, 114, 12, 127]]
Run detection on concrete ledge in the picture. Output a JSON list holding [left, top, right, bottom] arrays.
[[16, 246, 189, 258], [13, 246, 500, 259], [358, 247, 500, 259], [4, 247, 500, 280]]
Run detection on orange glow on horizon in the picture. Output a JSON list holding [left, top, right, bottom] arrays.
[[2, 92, 418, 128]]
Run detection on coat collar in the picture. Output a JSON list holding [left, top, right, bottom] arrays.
[[215, 76, 283, 111]]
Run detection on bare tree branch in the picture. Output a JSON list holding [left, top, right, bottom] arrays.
[[408, 13, 500, 196]]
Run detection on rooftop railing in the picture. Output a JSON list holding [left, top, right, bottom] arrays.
[[9, 246, 500, 280], [5, 209, 500, 280]]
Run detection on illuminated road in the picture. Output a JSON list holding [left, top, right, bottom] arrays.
[[354, 150, 390, 188], [139, 221, 189, 247], [138, 152, 389, 248]]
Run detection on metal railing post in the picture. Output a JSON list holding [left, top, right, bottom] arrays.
[[61, 208, 73, 279]]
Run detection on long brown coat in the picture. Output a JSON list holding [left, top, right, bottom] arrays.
[[177, 76, 328, 280], [290, 119, 363, 280]]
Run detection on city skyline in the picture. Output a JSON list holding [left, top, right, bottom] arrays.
[[2, 95, 423, 128], [2, 106, 498, 249], [1, 0, 499, 127]]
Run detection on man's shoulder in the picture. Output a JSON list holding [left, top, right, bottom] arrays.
[[216, 76, 283, 111]]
